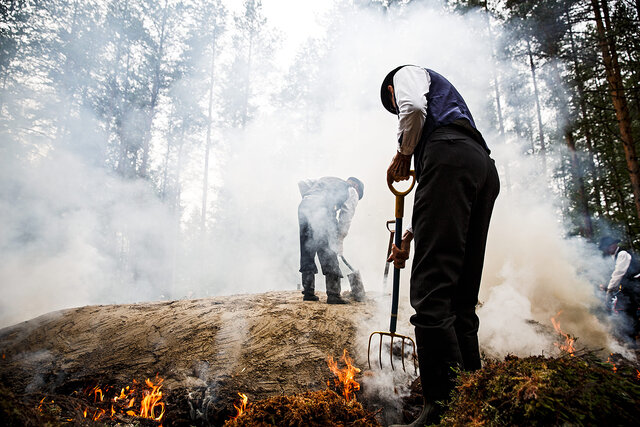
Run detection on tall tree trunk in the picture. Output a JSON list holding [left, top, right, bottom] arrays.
[[566, 130, 594, 236], [140, 0, 169, 178], [484, 1, 511, 193], [527, 39, 547, 173], [202, 34, 217, 234], [548, 45, 594, 237], [592, 148, 614, 215], [161, 118, 173, 201], [241, 31, 254, 128], [170, 133, 185, 293], [55, 0, 79, 143], [591, 0, 640, 222], [0, 71, 7, 113], [566, 3, 605, 220]]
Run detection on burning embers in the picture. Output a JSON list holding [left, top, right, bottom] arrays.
[[231, 392, 249, 420], [38, 374, 166, 424], [88, 375, 165, 422], [551, 310, 576, 356], [327, 348, 361, 401], [225, 348, 378, 426]]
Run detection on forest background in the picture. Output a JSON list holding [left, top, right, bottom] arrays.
[[1, 0, 639, 337]]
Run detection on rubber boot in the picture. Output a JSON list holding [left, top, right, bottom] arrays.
[[325, 274, 348, 304], [389, 328, 449, 426], [301, 273, 319, 301], [389, 398, 441, 427]]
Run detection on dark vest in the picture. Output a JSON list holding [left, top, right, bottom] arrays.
[[617, 250, 640, 306], [412, 69, 490, 171], [302, 177, 350, 210]]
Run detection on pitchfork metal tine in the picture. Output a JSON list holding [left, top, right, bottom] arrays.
[[367, 331, 418, 373], [378, 333, 383, 369], [389, 334, 394, 370]]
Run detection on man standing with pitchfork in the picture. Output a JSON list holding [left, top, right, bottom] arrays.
[[381, 65, 500, 426]]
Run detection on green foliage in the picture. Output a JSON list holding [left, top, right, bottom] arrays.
[[442, 353, 640, 426]]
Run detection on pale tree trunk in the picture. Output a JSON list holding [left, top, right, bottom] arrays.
[[240, 32, 254, 129], [566, 130, 594, 236], [566, 4, 606, 219], [55, 0, 79, 142], [484, 2, 511, 193], [595, 102, 634, 238], [591, 0, 640, 223], [202, 32, 218, 234], [0, 71, 8, 113], [161, 117, 173, 201], [167, 125, 186, 296], [548, 54, 593, 237], [140, 0, 169, 178], [527, 39, 547, 173]]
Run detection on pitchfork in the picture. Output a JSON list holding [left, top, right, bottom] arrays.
[[368, 170, 418, 372]]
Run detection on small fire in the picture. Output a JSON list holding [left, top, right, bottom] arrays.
[[37, 374, 166, 424], [636, 369, 640, 380], [232, 392, 249, 420], [550, 311, 576, 356], [606, 354, 617, 373], [327, 349, 361, 401]]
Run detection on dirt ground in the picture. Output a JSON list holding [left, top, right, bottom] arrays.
[[0, 290, 399, 425]]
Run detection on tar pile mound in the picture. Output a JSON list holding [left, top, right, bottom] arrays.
[[441, 353, 640, 426], [223, 389, 381, 427]]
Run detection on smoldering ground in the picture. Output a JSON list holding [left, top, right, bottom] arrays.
[[0, 0, 626, 379]]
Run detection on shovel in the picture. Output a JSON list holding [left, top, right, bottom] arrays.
[[340, 255, 365, 301], [382, 220, 396, 289], [368, 171, 417, 372]]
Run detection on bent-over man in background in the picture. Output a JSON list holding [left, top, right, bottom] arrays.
[[298, 176, 364, 304]]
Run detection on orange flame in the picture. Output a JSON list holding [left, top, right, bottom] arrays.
[[90, 385, 104, 402], [606, 354, 617, 373], [327, 349, 361, 401], [232, 392, 248, 420], [139, 377, 165, 421], [37, 397, 48, 413], [550, 311, 576, 356], [92, 408, 106, 421], [72, 375, 165, 423]]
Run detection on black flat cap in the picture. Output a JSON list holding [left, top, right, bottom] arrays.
[[380, 65, 406, 114], [598, 236, 620, 251]]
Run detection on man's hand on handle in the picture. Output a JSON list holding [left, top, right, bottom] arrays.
[[387, 152, 412, 185], [387, 230, 414, 269]]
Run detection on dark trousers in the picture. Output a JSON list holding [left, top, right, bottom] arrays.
[[410, 126, 500, 400], [298, 199, 341, 277], [615, 282, 640, 343]]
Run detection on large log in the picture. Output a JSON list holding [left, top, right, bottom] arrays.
[[0, 291, 384, 425]]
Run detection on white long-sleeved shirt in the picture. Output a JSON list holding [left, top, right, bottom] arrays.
[[607, 248, 632, 291], [298, 179, 359, 239], [392, 66, 430, 156], [337, 187, 359, 238]]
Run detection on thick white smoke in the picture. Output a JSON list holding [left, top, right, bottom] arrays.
[[0, 0, 623, 368]]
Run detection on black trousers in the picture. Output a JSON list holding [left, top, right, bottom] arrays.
[[298, 197, 341, 277], [410, 126, 499, 399], [615, 281, 640, 342]]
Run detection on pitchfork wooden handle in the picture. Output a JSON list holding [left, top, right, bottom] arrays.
[[388, 170, 416, 334], [388, 171, 416, 219]]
